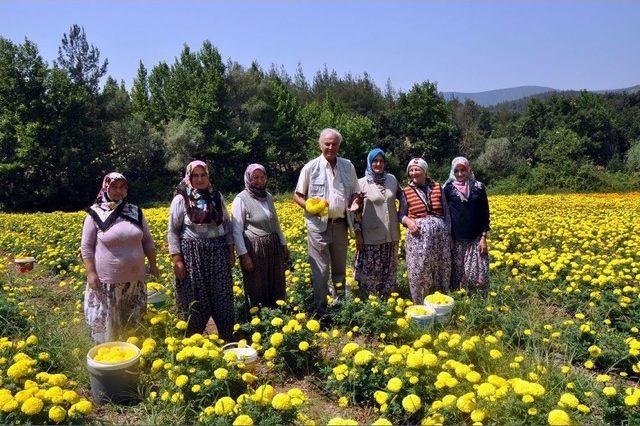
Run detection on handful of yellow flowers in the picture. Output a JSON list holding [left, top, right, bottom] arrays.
[[305, 198, 329, 216], [424, 291, 454, 305], [92, 346, 138, 364], [405, 305, 435, 316]]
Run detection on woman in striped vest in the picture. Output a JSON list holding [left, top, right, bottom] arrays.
[[398, 158, 451, 304]]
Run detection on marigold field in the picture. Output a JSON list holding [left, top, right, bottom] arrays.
[[1, 193, 640, 425]]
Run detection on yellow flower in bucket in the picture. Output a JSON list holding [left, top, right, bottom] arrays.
[[92, 346, 138, 364]]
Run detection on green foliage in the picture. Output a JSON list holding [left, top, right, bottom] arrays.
[[1, 31, 639, 212]]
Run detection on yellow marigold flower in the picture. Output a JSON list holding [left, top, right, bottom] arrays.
[[306, 320, 320, 333], [372, 418, 393, 425], [21, 397, 44, 416], [456, 392, 476, 413], [547, 409, 571, 425], [328, 417, 358, 425], [477, 382, 496, 398], [374, 390, 388, 405], [214, 368, 228, 380], [471, 409, 486, 422], [252, 384, 275, 406], [264, 347, 277, 360], [528, 407, 538, 416], [271, 317, 284, 327], [558, 393, 579, 409], [466, 371, 481, 383], [338, 396, 348, 408], [175, 375, 189, 388], [299, 341, 310, 351], [242, 372, 258, 384], [48, 405, 66, 423], [354, 350, 374, 366], [214, 396, 236, 416], [270, 333, 284, 347], [233, 414, 254, 425], [489, 349, 502, 359], [402, 394, 422, 414], [176, 320, 188, 330], [387, 377, 403, 393], [603, 387, 617, 397], [342, 342, 360, 356], [272, 393, 293, 410]]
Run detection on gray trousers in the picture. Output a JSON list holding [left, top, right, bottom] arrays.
[[307, 221, 348, 316]]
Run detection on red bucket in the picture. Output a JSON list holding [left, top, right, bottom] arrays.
[[14, 257, 35, 273]]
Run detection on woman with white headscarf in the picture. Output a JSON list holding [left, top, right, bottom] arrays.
[[231, 164, 289, 308], [168, 160, 235, 340], [443, 157, 490, 292], [81, 172, 158, 342], [398, 158, 451, 304]]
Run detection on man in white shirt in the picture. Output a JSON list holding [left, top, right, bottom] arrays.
[[294, 128, 360, 318]]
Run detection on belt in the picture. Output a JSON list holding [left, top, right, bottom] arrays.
[[327, 217, 346, 224]]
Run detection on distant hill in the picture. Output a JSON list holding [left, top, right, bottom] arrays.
[[441, 84, 640, 107]]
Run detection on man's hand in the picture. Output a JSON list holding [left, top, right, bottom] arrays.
[[240, 254, 254, 273]]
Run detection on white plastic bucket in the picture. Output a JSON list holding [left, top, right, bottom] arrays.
[[222, 342, 258, 369], [14, 257, 35, 273], [87, 342, 141, 404], [405, 305, 436, 328], [423, 295, 455, 317]]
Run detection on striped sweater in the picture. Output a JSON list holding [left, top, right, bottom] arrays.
[[402, 182, 444, 218]]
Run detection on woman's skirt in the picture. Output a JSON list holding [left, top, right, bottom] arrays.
[[242, 233, 287, 308], [175, 236, 234, 341], [451, 237, 489, 292], [84, 281, 146, 343], [405, 216, 451, 304], [354, 240, 398, 297]]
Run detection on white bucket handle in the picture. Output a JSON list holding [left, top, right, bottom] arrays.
[[221, 342, 239, 351]]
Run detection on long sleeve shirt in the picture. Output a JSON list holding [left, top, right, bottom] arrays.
[[167, 194, 233, 256], [81, 215, 155, 284], [443, 181, 490, 241], [231, 193, 287, 256]]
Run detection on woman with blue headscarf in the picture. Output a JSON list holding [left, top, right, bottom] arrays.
[[353, 148, 401, 297]]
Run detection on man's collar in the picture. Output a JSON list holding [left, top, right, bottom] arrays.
[[319, 155, 337, 168]]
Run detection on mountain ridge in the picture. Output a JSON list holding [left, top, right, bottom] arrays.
[[441, 84, 640, 106]]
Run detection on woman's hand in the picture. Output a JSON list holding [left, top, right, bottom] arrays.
[[404, 218, 420, 235], [479, 236, 488, 256], [240, 254, 254, 273], [149, 264, 160, 278], [173, 259, 187, 280], [87, 272, 101, 291], [355, 231, 364, 252]]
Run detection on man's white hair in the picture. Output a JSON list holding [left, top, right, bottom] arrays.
[[318, 128, 343, 145]]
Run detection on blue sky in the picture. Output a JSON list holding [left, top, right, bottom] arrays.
[[1, 1, 638, 93]]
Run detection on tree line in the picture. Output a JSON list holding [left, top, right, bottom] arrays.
[[1, 25, 639, 211]]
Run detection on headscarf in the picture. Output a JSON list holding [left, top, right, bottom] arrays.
[[175, 160, 223, 225], [365, 148, 387, 185], [244, 163, 268, 200], [406, 158, 441, 216], [95, 172, 127, 210], [444, 156, 476, 199], [87, 172, 143, 232]]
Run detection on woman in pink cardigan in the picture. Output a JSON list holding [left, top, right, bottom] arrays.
[[81, 173, 158, 343]]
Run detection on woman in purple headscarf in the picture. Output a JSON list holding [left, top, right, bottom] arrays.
[[81, 172, 158, 342], [168, 161, 235, 340], [231, 164, 289, 308]]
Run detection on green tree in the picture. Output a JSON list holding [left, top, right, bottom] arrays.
[[395, 81, 457, 165], [55, 24, 108, 95], [131, 61, 150, 120]]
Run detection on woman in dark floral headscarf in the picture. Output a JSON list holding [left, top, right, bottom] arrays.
[[81, 172, 159, 342], [231, 164, 289, 309], [168, 161, 235, 340]]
